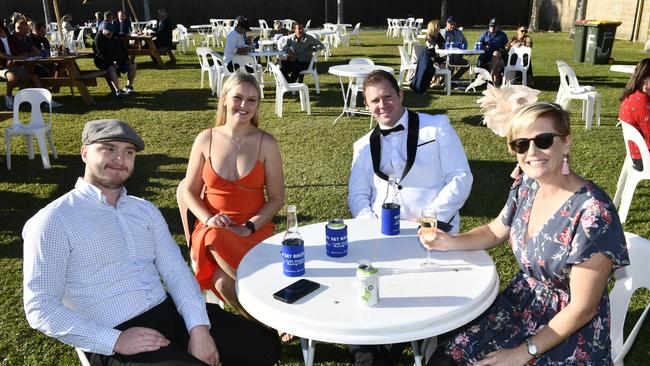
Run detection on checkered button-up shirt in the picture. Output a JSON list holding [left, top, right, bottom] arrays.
[[23, 178, 210, 355]]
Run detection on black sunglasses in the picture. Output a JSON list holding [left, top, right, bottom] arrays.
[[508, 133, 565, 154], [519, 29, 528, 33]]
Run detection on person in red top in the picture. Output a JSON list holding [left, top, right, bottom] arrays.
[[619, 58, 650, 171]]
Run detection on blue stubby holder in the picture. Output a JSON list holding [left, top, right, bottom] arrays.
[[381, 206, 400, 235], [282, 241, 305, 277], [325, 224, 348, 257]]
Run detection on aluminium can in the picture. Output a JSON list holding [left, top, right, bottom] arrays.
[[356, 262, 379, 306]]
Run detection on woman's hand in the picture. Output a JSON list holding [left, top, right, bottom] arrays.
[[205, 213, 234, 228], [418, 227, 453, 251], [473, 345, 531, 366], [226, 224, 252, 237]]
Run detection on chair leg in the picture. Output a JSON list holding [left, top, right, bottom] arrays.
[[618, 175, 642, 223], [35, 134, 52, 169], [26, 136, 35, 160], [445, 74, 451, 96], [596, 94, 601, 126], [302, 88, 311, 115], [200, 70, 205, 88], [5, 133, 11, 170], [314, 73, 320, 94], [613, 160, 630, 208], [277, 91, 284, 117], [208, 70, 215, 96], [397, 69, 404, 86], [585, 96, 594, 130], [47, 130, 58, 159]]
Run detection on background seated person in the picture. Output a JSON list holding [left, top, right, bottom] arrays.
[[439, 16, 469, 80], [223, 15, 252, 71], [270, 20, 289, 40], [28, 21, 55, 77], [93, 23, 136, 98], [506, 22, 534, 85], [153, 8, 175, 50], [425, 19, 447, 87], [113, 9, 132, 37], [476, 17, 508, 84], [619, 58, 650, 171], [1, 21, 62, 109], [280, 22, 323, 83], [61, 14, 75, 41]]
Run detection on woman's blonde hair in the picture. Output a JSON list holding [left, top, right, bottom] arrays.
[[505, 102, 571, 154], [427, 20, 440, 37], [214, 72, 261, 127]]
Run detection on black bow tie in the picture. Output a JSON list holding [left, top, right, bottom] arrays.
[[380, 125, 405, 136]]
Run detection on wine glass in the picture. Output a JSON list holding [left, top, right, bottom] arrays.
[[420, 208, 438, 268]]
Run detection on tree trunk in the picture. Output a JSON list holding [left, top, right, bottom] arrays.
[[440, 0, 447, 22], [337, 0, 343, 24], [42, 0, 52, 25], [529, 0, 540, 32], [143, 0, 151, 21], [570, 0, 588, 38]]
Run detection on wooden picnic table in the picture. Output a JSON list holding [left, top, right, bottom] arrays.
[[12, 52, 104, 105], [122, 35, 176, 66]]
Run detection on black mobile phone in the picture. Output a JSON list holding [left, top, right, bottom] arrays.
[[273, 279, 320, 304]]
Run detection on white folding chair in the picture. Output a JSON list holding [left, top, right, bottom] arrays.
[[231, 55, 265, 98], [69, 29, 85, 50], [613, 121, 650, 223], [268, 63, 310, 118], [299, 52, 320, 94], [502, 46, 532, 86], [406, 45, 451, 96], [5, 88, 58, 170], [610, 232, 650, 365], [402, 27, 417, 56], [196, 47, 218, 94], [176, 178, 225, 307], [258, 19, 271, 39], [176, 24, 195, 53], [397, 45, 417, 87], [555, 60, 601, 129], [386, 18, 394, 36], [350, 23, 361, 46], [348, 58, 374, 114]]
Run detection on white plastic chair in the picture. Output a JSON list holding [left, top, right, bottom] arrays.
[[386, 18, 394, 36], [404, 45, 452, 96], [196, 47, 218, 95], [610, 232, 650, 366], [299, 52, 320, 94], [397, 45, 417, 87], [305, 19, 311, 30], [75, 348, 90, 366], [555, 60, 601, 129], [68, 29, 85, 50], [350, 23, 361, 46], [402, 27, 417, 56], [5, 88, 58, 170], [268, 62, 310, 118], [465, 67, 494, 93], [348, 58, 374, 114], [613, 121, 650, 223], [502, 46, 532, 86], [231, 55, 265, 98], [258, 19, 271, 39], [176, 24, 195, 53], [414, 18, 424, 32]]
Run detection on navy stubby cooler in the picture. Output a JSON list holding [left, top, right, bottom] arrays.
[[325, 219, 348, 257], [281, 238, 305, 276], [381, 203, 400, 235]]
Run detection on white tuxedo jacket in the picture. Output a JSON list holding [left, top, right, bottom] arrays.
[[348, 110, 472, 233]]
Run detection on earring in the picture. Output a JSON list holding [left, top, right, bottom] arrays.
[[510, 164, 521, 179], [561, 155, 570, 175]]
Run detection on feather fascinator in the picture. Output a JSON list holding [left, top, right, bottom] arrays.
[[477, 84, 541, 137]]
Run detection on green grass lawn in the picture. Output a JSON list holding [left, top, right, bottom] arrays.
[[1, 29, 649, 365]]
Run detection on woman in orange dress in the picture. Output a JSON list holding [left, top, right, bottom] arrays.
[[182, 73, 285, 317]]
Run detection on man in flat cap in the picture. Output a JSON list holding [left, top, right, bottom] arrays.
[[23, 119, 280, 366]]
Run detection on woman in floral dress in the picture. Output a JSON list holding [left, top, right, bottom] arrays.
[[421, 102, 629, 365]]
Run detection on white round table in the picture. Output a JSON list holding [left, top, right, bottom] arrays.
[[237, 218, 499, 366], [610, 64, 635, 74], [328, 64, 394, 125]]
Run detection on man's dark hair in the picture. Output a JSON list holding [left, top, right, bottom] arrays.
[[362, 70, 401, 95], [292, 22, 304, 30], [104, 11, 113, 20], [34, 21, 46, 31]]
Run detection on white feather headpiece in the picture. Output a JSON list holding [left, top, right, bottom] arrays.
[[477, 84, 541, 137]]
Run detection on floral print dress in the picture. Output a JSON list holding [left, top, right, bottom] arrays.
[[444, 175, 629, 365]]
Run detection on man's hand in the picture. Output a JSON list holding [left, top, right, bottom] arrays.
[[187, 325, 219, 366], [113, 327, 170, 355]]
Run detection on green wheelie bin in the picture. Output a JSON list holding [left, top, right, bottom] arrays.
[[584, 20, 622, 64], [573, 20, 588, 62]]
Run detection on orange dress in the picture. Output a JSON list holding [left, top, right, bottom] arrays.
[[190, 138, 274, 293]]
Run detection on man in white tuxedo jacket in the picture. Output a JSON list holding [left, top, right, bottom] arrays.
[[348, 70, 472, 234]]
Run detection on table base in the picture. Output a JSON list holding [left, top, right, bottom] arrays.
[[333, 75, 374, 128]]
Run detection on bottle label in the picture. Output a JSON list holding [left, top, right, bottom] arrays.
[[381, 204, 400, 236], [281, 239, 305, 277], [325, 221, 348, 258], [357, 266, 379, 306]]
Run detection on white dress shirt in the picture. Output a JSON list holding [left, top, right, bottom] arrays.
[[224, 29, 246, 65], [23, 178, 210, 355], [348, 110, 473, 232]]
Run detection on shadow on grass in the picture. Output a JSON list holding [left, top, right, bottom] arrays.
[[462, 159, 514, 218], [0, 153, 186, 259]]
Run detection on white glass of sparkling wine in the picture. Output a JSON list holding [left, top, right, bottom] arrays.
[[420, 208, 438, 268]]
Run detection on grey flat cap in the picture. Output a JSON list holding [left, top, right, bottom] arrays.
[[82, 119, 145, 151]]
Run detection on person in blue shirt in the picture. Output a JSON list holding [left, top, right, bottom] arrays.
[[477, 18, 509, 84], [439, 16, 469, 80]]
